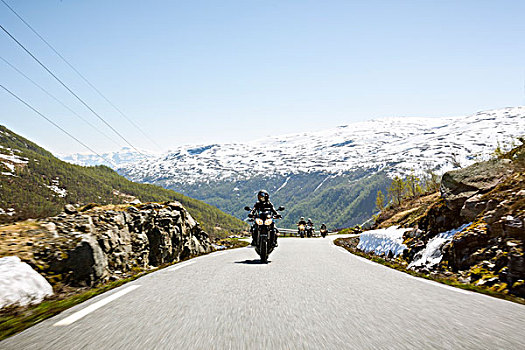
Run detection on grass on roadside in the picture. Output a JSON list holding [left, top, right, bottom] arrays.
[[334, 238, 525, 305], [215, 237, 250, 249]]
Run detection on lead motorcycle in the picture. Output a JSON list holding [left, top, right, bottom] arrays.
[[245, 205, 284, 263]]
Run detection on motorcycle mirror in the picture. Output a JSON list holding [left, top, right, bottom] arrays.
[[244, 206, 251, 211], [277, 206, 285, 211]]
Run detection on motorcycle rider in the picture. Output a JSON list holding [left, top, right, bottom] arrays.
[[297, 217, 307, 236], [249, 190, 281, 247], [320, 223, 327, 237], [307, 218, 315, 237]]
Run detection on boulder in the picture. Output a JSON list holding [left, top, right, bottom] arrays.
[[64, 204, 77, 214], [67, 235, 108, 286], [460, 194, 486, 221], [441, 159, 512, 211]]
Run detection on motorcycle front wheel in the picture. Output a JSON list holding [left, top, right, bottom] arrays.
[[259, 237, 268, 263]]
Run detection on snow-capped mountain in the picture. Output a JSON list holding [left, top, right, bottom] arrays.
[[61, 107, 524, 229], [60, 147, 155, 168], [120, 107, 525, 185]]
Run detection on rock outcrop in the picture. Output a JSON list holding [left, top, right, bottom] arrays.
[[376, 142, 525, 297], [1, 202, 211, 288]]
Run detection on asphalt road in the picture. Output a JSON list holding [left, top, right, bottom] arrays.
[[2, 236, 525, 349]]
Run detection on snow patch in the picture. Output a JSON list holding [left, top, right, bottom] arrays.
[[357, 226, 412, 257], [46, 178, 67, 197], [275, 176, 291, 193], [313, 175, 332, 192], [409, 223, 472, 269], [0, 208, 16, 216], [0, 149, 28, 176], [0, 256, 54, 308], [46, 185, 67, 197]]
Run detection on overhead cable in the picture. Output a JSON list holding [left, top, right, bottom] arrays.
[[0, 24, 144, 155], [0, 84, 116, 167], [1, 0, 162, 151], [0, 56, 121, 148]]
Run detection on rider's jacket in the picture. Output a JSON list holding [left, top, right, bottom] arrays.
[[297, 220, 307, 226], [250, 201, 278, 216]]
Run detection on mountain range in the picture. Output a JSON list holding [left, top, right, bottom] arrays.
[[63, 107, 525, 229]]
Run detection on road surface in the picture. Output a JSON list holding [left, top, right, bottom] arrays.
[[2, 236, 525, 349]]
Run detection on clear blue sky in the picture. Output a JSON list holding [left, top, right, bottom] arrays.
[[1, 0, 524, 154]]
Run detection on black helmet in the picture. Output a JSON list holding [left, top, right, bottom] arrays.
[[257, 190, 269, 202]]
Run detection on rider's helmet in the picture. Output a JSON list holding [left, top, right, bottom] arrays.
[[257, 190, 269, 203], [300, 217, 304, 220], [308, 218, 312, 222]]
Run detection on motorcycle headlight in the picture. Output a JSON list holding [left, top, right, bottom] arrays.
[[264, 218, 273, 225], [255, 218, 264, 225], [299, 225, 305, 230]]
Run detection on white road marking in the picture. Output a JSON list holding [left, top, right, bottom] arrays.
[[406, 275, 472, 295], [54, 285, 141, 326], [332, 243, 378, 266], [211, 251, 227, 257], [195, 250, 231, 260], [351, 254, 380, 266], [166, 260, 195, 272], [332, 242, 473, 295]]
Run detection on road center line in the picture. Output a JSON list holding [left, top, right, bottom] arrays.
[[54, 285, 141, 326]]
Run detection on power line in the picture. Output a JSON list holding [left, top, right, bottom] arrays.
[[1, 0, 162, 151], [0, 84, 116, 167], [0, 56, 121, 148], [0, 23, 144, 155]]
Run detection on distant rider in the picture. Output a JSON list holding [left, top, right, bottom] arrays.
[[297, 217, 307, 226], [307, 218, 315, 237], [249, 190, 280, 247], [307, 218, 314, 227], [320, 223, 327, 237]]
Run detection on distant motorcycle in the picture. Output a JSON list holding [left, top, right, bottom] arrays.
[[298, 224, 306, 238], [245, 205, 284, 263], [320, 228, 328, 238], [306, 224, 314, 238]]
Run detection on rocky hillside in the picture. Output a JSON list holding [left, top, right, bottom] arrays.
[[1, 201, 211, 291], [0, 125, 246, 237], [373, 141, 525, 297]]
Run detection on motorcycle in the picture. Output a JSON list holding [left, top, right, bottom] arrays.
[[306, 224, 314, 238], [298, 224, 306, 238], [320, 228, 328, 238], [245, 205, 284, 263]]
